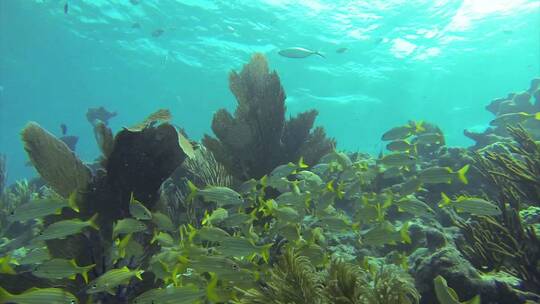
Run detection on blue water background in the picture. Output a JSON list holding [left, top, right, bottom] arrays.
[[1, 0, 539, 183]]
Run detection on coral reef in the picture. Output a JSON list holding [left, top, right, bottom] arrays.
[[0, 154, 5, 195], [21, 122, 91, 198], [203, 53, 335, 180]]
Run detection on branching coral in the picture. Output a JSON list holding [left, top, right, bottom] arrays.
[[183, 145, 233, 188], [203, 53, 335, 180], [21, 122, 92, 198], [236, 249, 420, 304], [237, 248, 325, 304], [464, 125, 540, 292]]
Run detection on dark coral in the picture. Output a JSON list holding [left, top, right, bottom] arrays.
[[203, 53, 335, 180]]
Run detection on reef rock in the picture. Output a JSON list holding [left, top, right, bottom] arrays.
[[203, 53, 335, 180], [410, 245, 539, 304]]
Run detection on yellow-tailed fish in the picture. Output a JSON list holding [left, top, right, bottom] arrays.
[[112, 218, 147, 238], [386, 139, 416, 152], [434, 275, 481, 304], [220, 211, 255, 228], [216, 236, 271, 262], [151, 212, 175, 231], [439, 193, 501, 216], [413, 132, 445, 145], [360, 221, 410, 246], [35, 214, 99, 241], [419, 164, 469, 185], [196, 226, 231, 242], [273, 206, 301, 222], [202, 207, 228, 226], [8, 195, 79, 222], [187, 181, 243, 206], [298, 243, 327, 266], [381, 121, 423, 141], [378, 152, 416, 167], [0, 287, 78, 304], [151, 230, 175, 247], [269, 162, 299, 179], [189, 256, 240, 276], [33, 258, 95, 283], [396, 195, 434, 216], [275, 191, 310, 207], [398, 176, 423, 196], [129, 192, 152, 220], [87, 266, 143, 295], [490, 112, 540, 126], [295, 170, 323, 191], [133, 284, 204, 304], [273, 223, 301, 242]]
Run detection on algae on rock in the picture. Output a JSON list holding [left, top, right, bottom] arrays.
[[203, 53, 335, 180]]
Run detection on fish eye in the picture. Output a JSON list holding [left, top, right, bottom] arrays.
[[232, 263, 239, 271], [91, 284, 97, 289], [9, 211, 14, 216], [70, 300, 76, 304]]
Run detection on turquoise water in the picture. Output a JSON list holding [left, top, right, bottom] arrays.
[[0, 0, 539, 182]]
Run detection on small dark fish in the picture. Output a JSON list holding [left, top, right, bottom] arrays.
[[336, 47, 347, 53], [130, 0, 140, 5], [152, 29, 165, 37], [64, 2, 68, 14], [132, 22, 141, 29], [60, 123, 67, 135]]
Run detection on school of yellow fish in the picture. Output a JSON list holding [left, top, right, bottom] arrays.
[[0, 120, 501, 303]]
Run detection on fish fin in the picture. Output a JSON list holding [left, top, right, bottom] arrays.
[[261, 244, 272, 263], [69, 274, 76, 280], [326, 180, 335, 192], [535, 112, 540, 120], [206, 272, 219, 302], [81, 264, 95, 283], [314, 51, 325, 58], [201, 210, 210, 226], [150, 229, 158, 244], [400, 222, 411, 244], [135, 269, 144, 280], [186, 180, 198, 202], [87, 214, 99, 230], [68, 191, 80, 212], [415, 121, 425, 133], [457, 164, 469, 184], [0, 286, 12, 301], [439, 193, 452, 208], [465, 295, 481, 304], [298, 156, 308, 168]]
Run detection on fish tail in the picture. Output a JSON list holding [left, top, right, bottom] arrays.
[[298, 156, 308, 168], [135, 269, 144, 280], [261, 244, 272, 263], [457, 164, 469, 184], [201, 210, 211, 226], [186, 180, 198, 202], [68, 191, 80, 213], [80, 263, 96, 284], [206, 272, 220, 302], [315, 51, 326, 58], [465, 295, 481, 304], [400, 222, 411, 244], [535, 112, 540, 120], [87, 214, 99, 230], [439, 192, 452, 207], [150, 229, 158, 244]]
